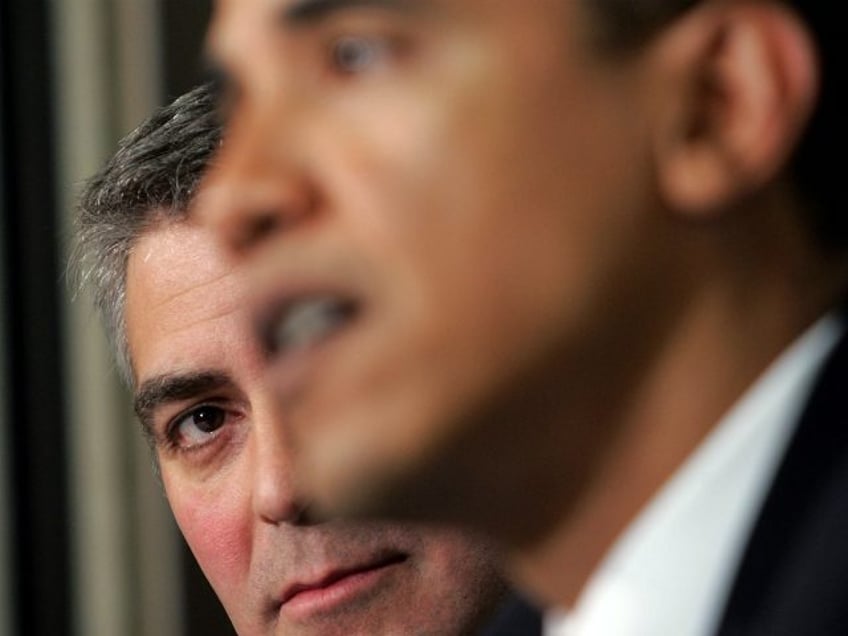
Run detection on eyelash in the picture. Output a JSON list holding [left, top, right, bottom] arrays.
[[162, 402, 236, 455]]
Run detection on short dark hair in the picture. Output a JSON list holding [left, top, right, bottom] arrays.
[[71, 83, 222, 384], [591, 0, 846, 250], [782, 2, 845, 249], [589, 0, 702, 49]]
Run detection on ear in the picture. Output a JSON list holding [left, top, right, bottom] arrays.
[[651, 3, 818, 217]]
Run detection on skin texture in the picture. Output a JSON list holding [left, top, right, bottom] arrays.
[[199, 0, 666, 516], [124, 220, 507, 636], [197, 0, 847, 607]]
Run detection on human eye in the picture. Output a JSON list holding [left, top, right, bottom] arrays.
[[165, 404, 231, 453], [329, 34, 393, 75]]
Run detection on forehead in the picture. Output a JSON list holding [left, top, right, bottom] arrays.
[[207, 0, 586, 60], [125, 220, 256, 380]]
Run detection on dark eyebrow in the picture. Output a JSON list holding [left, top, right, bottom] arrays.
[[282, 0, 416, 25], [134, 371, 231, 438]]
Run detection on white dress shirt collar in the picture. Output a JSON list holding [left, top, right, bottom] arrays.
[[546, 315, 844, 636]]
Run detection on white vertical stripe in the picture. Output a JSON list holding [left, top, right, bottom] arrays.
[[50, 0, 183, 635]]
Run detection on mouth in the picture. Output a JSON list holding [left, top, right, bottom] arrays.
[[277, 552, 408, 621], [260, 293, 360, 359]]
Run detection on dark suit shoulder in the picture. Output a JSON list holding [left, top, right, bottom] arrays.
[[478, 592, 543, 636], [717, 321, 848, 635]]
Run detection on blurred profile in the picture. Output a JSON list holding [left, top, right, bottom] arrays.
[[197, 1, 848, 633]]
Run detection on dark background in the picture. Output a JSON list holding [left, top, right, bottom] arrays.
[[1, 1, 235, 634]]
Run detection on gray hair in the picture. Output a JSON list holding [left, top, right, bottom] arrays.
[[72, 2, 845, 386], [71, 83, 222, 385]]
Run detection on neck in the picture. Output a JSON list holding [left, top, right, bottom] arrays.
[[508, 200, 848, 610]]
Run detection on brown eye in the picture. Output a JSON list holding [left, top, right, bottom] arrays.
[[172, 405, 227, 449]]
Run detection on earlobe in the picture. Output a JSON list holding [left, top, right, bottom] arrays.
[[654, 3, 819, 217]]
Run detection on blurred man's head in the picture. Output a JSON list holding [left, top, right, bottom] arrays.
[[73, 84, 509, 635], [197, 0, 847, 581]]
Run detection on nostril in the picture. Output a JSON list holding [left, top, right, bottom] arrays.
[[261, 499, 321, 527], [231, 210, 284, 252], [292, 502, 323, 527], [197, 162, 319, 255]]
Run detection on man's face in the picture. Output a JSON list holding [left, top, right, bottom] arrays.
[[125, 221, 507, 635], [200, 0, 668, 526]]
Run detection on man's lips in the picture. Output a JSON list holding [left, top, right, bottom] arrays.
[[278, 552, 408, 620], [254, 291, 363, 407], [258, 292, 360, 360]]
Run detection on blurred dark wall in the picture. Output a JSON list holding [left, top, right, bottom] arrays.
[[162, 0, 215, 98], [2, 1, 233, 634], [1, 1, 71, 634]]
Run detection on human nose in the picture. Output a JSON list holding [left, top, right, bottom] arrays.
[[251, 405, 312, 525], [197, 100, 316, 257]]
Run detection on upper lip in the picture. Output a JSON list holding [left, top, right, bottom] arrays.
[[278, 552, 408, 607]]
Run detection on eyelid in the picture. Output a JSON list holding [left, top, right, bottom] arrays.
[[159, 399, 240, 454]]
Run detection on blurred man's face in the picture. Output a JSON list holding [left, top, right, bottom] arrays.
[[200, 0, 665, 525], [124, 221, 507, 635]]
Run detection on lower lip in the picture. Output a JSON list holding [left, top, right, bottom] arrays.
[[267, 315, 359, 403], [279, 559, 404, 622]]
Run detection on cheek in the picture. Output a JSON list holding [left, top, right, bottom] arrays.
[[163, 473, 252, 598], [407, 531, 507, 629]]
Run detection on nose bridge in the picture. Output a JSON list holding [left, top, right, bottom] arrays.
[[250, 400, 306, 525], [198, 78, 315, 255], [226, 85, 291, 178]]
